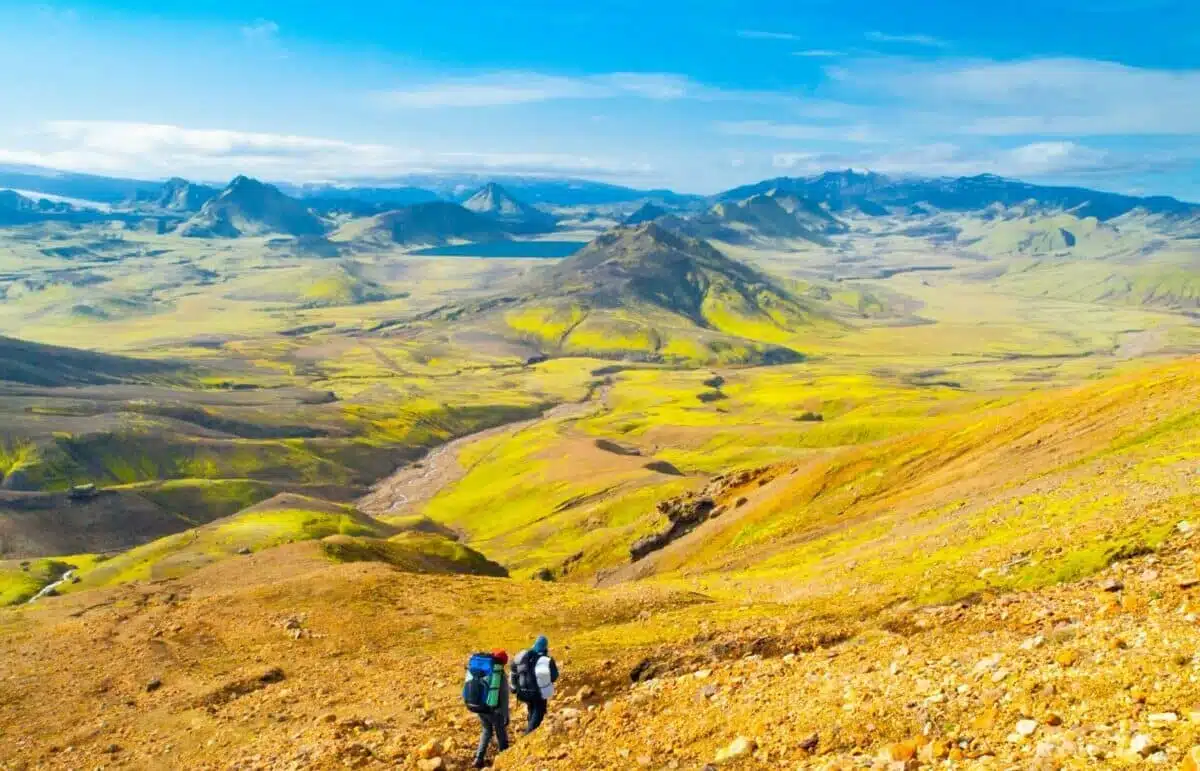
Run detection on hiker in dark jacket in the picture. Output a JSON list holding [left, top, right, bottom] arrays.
[[510, 635, 559, 734], [471, 649, 510, 769]]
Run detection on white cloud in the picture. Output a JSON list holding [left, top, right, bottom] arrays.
[[737, 30, 802, 41], [3, 121, 653, 181], [771, 140, 1114, 178], [865, 31, 948, 48], [716, 120, 883, 143], [374, 70, 784, 108], [793, 49, 844, 58], [240, 19, 279, 43], [33, 4, 79, 24], [376, 72, 701, 108], [599, 73, 692, 100], [829, 57, 1200, 136]]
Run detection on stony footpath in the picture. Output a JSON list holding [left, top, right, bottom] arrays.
[[491, 522, 1200, 770]]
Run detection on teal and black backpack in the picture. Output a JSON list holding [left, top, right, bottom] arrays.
[[463, 653, 501, 714]]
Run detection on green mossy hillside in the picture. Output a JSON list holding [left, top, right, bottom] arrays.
[[320, 532, 508, 577], [62, 495, 392, 592]]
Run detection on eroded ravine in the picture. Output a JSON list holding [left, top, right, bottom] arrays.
[[356, 387, 609, 520]]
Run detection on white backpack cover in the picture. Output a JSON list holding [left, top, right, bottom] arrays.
[[534, 655, 555, 699]]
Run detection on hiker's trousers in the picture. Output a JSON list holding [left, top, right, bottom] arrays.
[[525, 697, 547, 734], [474, 712, 509, 766]]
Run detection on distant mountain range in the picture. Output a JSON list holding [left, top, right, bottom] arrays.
[[3, 164, 1198, 244], [718, 170, 1200, 221], [0, 164, 700, 209]]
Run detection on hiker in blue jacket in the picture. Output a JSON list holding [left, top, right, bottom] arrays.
[[510, 635, 560, 734], [463, 648, 510, 768]]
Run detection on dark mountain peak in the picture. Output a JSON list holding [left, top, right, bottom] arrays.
[[223, 175, 270, 197], [524, 222, 816, 356], [741, 192, 789, 210], [352, 201, 506, 246], [623, 202, 669, 226], [0, 189, 35, 210], [588, 220, 700, 252], [153, 177, 218, 212], [462, 181, 555, 233], [549, 222, 754, 298], [178, 175, 325, 238], [0, 189, 67, 224], [463, 182, 521, 210]]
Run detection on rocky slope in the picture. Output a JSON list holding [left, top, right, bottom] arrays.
[[503, 526, 1200, 769], [0, 357, 1197, 769], [3, 511, 1199, 769]]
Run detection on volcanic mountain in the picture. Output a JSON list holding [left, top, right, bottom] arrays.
[[0, 190, 43, 225], [661, 194, 839, 245], [338, 201, 508, 247], [447, 223, 829, 364], [623, 202, 669, 226], [761, 189, 849, 233], [133, 177, 219, 213], [177, 176, 327, 238], [462, 182, 556, 233]]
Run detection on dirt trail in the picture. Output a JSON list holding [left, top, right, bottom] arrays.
[[357, 388, 608, 519]]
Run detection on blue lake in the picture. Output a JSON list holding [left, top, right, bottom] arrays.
[[411, 241, 586, 258]]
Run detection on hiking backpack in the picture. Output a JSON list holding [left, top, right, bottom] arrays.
[[462, 653, 502, 714], [511, 649, 540, 703]]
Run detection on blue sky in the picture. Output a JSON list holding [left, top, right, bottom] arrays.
[[1, 0, 1197, 197]]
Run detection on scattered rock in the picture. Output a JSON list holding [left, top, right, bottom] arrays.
[[417, 739, 442, 759], [194, 667, 284, 708], [1054, 649, 1080, 667], [798, 732, 819, 752], [1130, 734, 1155, 757], [1015, 719, 1038, 737], [715, 736, 755, 764], [146, 678, 162, 693], [416, 758, 444, 771], [1100, 578, 1124, 592], [885, 740, 918, 761], [1020, 635, 1045, 650]]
